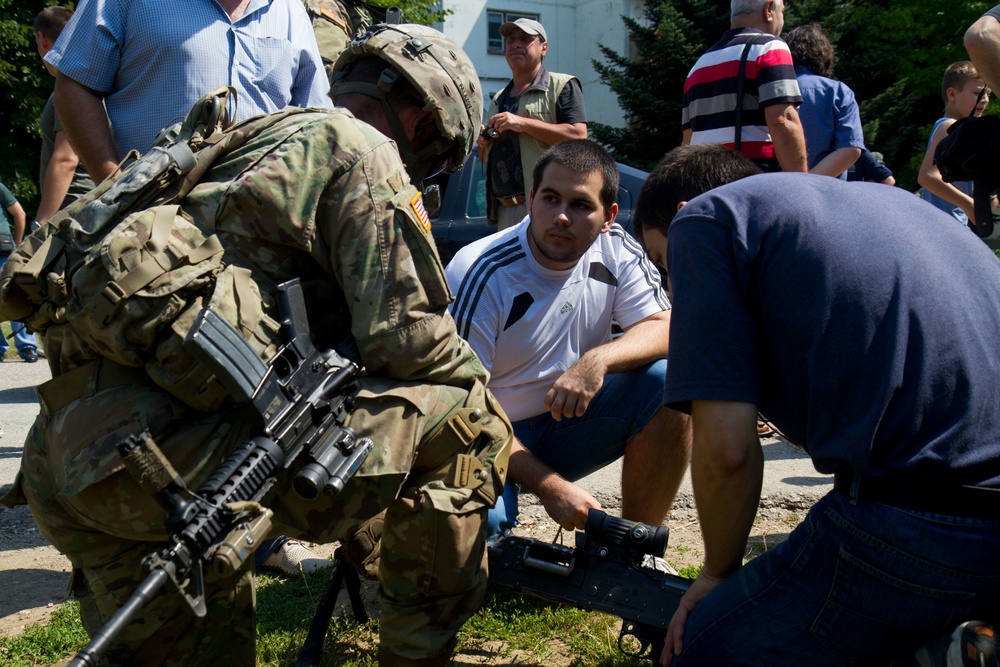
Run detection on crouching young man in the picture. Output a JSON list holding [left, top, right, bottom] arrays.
[[446, 139, 691, 539]]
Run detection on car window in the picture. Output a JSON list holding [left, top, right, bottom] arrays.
[[468, 160, 487, 218], [616, 185, 632, 215]]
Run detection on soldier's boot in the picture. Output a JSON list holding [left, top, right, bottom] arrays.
[[341, 511, 384, 581]]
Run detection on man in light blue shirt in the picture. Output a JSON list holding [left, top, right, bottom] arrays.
[[785, 23, 864, 179], [46, 0, 332, 183]]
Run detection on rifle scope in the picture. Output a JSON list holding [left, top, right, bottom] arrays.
[[584, 509, 668, 559]]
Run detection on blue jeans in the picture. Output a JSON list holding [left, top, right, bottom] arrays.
[[0, 255, 37, 355], [675, 490, 1000, 666], [487, 360, 667, 537]]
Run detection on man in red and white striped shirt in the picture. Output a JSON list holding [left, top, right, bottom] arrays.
[[681, 0, 807, 173]]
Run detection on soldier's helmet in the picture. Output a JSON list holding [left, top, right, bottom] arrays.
[[331, 23, 483, 181]]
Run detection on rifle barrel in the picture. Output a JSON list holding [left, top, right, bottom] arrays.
[[68, 568, 170, 667]]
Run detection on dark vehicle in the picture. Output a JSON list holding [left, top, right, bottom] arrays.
[[427, 155, 650, 265]]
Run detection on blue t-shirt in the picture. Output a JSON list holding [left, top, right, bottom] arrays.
[[664, 173, 1000, 487], [794, 66, 865, 179], [847, 148, 893, 183], [45, 0, 332, 157]]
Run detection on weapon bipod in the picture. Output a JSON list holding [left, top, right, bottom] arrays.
[[294, 547, 371, 666]]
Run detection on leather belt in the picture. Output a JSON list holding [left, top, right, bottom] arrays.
[[496, 194, 526, 208], [37, 358, 149, 416], [833, 472, 1000, 520]]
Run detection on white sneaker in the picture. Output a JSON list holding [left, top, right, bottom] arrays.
[[261, 539, 333, 577], [642, 554, 679, 575]]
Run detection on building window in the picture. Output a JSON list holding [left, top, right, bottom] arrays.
[[487, 10, 540, 54]]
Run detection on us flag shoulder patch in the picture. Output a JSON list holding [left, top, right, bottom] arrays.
[[319, 8, 348, 30], [411, 193, 431, 232]]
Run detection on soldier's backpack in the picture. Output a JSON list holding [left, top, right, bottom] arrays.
[[0, 88, 311, 411]]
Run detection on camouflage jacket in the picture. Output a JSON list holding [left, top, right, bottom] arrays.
[[179, 107, 487, 390], [301, 0, 369, 81]]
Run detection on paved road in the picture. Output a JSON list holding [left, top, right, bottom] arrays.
[[0, 355, 49, 494], [0, 354, 831, 508]]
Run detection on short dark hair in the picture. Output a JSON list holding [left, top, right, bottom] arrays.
[[785, 23, 836, 78], [532, 140, 619, 211], [634, 144, 762, 245], [34, 6, 73, 41]]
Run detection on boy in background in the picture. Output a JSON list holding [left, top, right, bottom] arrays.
[[918, 61, 992, 227]]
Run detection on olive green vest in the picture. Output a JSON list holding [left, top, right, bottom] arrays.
[[486, 69, 578, 218]]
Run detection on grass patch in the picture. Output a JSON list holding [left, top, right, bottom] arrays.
[[254, 570, 378, 666], [460, 587, 648, 666], [8, 576, 667, 666], [0, 602, 87, 667], [255, 578, 653, 666]]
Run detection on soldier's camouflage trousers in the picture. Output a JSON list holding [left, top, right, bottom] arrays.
[[10, 359, 511, 666]]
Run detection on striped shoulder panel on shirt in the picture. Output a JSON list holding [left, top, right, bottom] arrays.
[[684, 37, 793, 94], [608, 226, 671, 310], [451, 236, 526, 341]]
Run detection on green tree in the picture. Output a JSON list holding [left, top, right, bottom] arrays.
[[590, 0, 729, 171], [789, 0, 992, 188], [593, 0, 995, 188], [0, 0, 53, 212], [368, 0, 450, 26]]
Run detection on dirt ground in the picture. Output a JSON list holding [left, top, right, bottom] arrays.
[[0, 488, 806, 642]]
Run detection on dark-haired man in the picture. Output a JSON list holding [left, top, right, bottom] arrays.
[[33, 6, 95, 228], [633, 143, 1000, 666], [447, 139, 691, 540]]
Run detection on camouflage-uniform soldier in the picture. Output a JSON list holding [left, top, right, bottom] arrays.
[[302, 0, 370, 82], [3, 25, 509, 667]]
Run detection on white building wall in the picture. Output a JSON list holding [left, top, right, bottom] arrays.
[[438, 0, 644, 129]]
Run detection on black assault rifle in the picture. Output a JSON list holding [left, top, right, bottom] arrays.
[[68, 279, 373, 667], [488, 509, 692, 663]]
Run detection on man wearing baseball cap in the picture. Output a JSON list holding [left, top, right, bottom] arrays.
[[478, 17, 588, 229]]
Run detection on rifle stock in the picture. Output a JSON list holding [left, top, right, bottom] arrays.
[[487, 510, 691, 662], [67, 279, 371, 666]]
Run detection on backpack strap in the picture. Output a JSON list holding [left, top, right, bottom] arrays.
[[14, 233, 66, 303], [734, 34, 765, 154]]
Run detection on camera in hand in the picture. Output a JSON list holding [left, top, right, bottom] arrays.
[[481, 126, 499, 141]]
